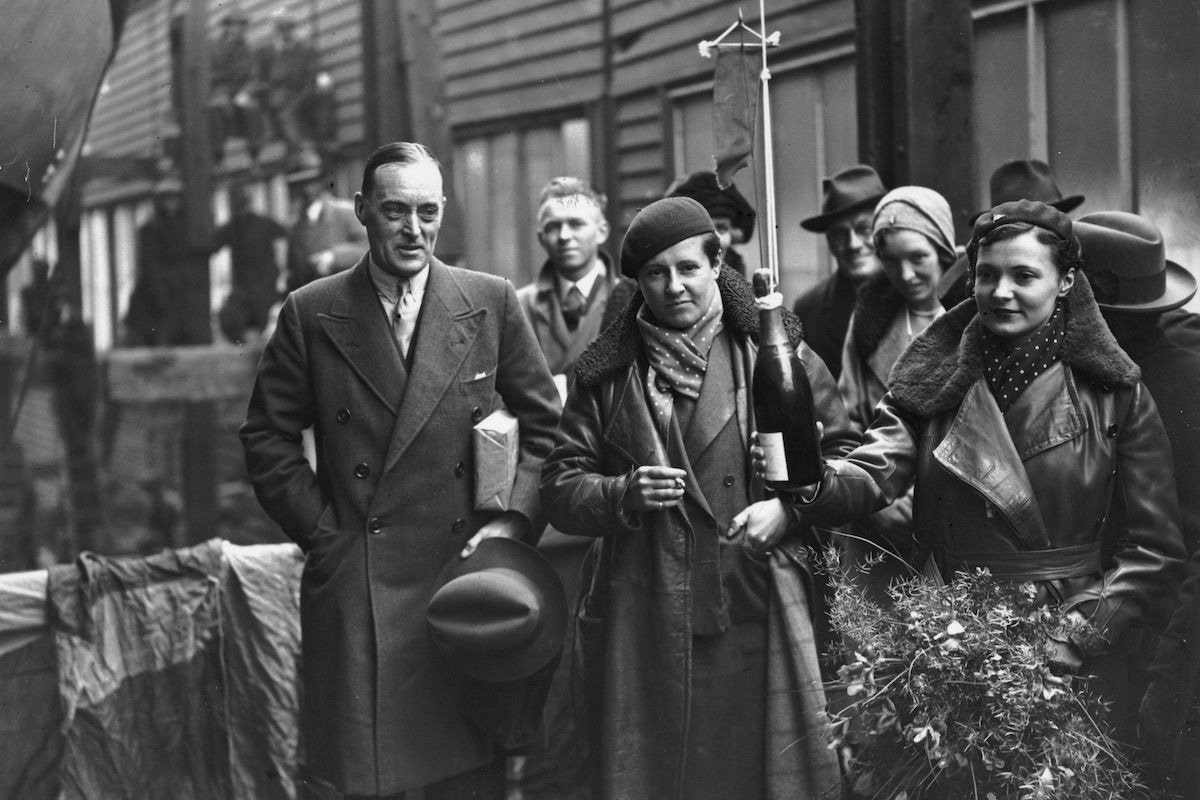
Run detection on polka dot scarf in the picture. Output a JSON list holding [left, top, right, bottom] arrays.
[[636, 292, 725, 434], [980, 300, 1066, 413]]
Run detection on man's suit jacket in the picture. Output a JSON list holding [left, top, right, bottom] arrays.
[[284, 196, 367, 291], [516, 254, 630, 384], [240, 256, 561, 795], [791, 270, 856, 381]]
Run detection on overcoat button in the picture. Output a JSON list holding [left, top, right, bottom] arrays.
[[452, 518, 466, 533], [471, 406, 484, 423], [336, 408, 351, 424], [723, 474, 735, 487], [1107, 424, 1119, 438], [368, 516, 383, 534], [454, 462, 466, 478], [354, 462, 370, 479]]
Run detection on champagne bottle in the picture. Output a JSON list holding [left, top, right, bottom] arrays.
[[752, 269, 823, 489]]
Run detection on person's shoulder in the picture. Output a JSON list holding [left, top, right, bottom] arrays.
[[289, 262, 358, 303], [442, 262, 511, 291], [792, 274, 834, 313]]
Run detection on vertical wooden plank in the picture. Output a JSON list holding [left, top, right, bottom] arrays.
[[178, 0, 217, 544], [895, 0, 976, 237], [854, 0, 895, 185], [361, 0, 407, 149]]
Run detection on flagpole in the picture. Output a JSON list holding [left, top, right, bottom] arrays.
[[758, 0, 779, 290]]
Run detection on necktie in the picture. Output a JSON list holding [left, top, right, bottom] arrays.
[[393, 280, 418, 358], [562, 285, 586, 331]]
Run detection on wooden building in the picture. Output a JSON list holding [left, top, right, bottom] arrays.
[[6, 0, 1199, 347]]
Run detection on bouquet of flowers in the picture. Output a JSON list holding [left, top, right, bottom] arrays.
[[821, 550, 1148, 800]]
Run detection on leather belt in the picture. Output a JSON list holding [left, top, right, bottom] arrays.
[[945, 541, 1102, 582]]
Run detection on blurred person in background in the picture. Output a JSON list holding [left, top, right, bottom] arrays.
[[665, 170, 756, 278], [215, 185, 287, 344], [1074, 211, 1200, 797]]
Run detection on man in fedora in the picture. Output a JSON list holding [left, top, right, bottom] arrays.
[[283, 163, 366, 292], [940, 159, 1085, 308], [241, 142, 561, 799], [792, 165, 888, 379], [1077, 211, 1200, 796]]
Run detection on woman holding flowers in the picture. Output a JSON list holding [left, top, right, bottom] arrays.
[[739, 199, 1185, 738]]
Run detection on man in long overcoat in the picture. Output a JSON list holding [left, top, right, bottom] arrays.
[[240, 141, 561, 799]]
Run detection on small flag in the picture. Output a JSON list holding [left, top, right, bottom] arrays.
[[712, 48, 758, 189]]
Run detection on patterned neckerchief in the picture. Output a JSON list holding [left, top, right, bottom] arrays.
[[636, 292, 724, 434], [980, 300, 1066, 414]]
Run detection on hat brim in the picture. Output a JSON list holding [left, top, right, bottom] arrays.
[[799, 193, 886, 233], [285, 167, 323, 185], [1095, 260, 1198, 314], [969, 194, 1086, 225], [427, 537, 567, 683]]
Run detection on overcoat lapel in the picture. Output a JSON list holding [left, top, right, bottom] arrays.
[[318, 259, 407, 414], [383, 261, 482, 473], [683, 332, 739, 467], [932, 379, 1051, 549]]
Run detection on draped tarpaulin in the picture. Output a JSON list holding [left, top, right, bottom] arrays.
[[0, 540, 303, 799]]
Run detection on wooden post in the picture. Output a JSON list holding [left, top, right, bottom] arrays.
[[395, 0, 464, 262], [855, 0, 976, 237], [361, 0, 407, 149], [175, 0, 218, 545]]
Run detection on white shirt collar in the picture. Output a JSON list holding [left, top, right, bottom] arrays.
[[368, 255, 429, 303], [557, 260, 605, 302]]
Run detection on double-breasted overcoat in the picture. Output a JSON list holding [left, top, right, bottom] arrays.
[[241, 256, 561, 795]]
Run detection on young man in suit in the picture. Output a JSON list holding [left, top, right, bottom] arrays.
[[515, 177, 627, 800], [241, 141, 561, 800]]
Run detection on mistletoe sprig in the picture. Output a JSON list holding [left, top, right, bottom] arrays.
[[820, 549, 1147, 800]]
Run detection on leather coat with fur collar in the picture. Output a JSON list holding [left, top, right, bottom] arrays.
[[542, 268, 855, 799], [800, 273, 1184, 664]]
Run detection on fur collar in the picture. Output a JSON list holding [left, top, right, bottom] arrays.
[[574, 268, 803, 388], [888, 271, 1139, 418], [851, 272, 906, 362]]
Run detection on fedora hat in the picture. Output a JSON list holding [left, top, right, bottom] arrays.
[[970, 159, 1084, 223], [1075, 210, 1196, 313], [427, 537, 566, 683], [800, 165, 888, 232]]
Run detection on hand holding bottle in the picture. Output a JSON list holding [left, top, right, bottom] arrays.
[[750, 424, 824, 498]]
